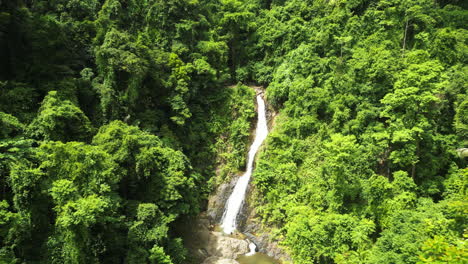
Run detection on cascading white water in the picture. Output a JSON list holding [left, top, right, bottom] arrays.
[[221, 94, 269, 235], [246, 241, 257, 256]]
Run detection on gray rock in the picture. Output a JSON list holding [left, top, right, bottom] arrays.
[[205, 232, 249, 259], [181, 216, 249, 263], [239, 190, 292, 262], [207, 176, 239, 223], [181, 97, 291, 263]]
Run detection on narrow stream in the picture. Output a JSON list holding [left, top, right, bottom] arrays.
[[220, 93, 269, 257]]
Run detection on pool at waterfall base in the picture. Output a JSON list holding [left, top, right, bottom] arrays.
[[237, 253, 281, 264]]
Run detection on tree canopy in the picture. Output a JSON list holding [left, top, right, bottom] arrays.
[[0, 0, 466, 263]]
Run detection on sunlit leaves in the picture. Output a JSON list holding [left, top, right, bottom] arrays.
[[56, 195, 111, 228], [1, 0, 467, 263], [167, 53, 193, 125], [370, 198, 459, 264], [418, 235, 468, 264], [93, 121, 197, 214], [28, 91, 94, 142], [285, 211, 375, 264], [39, 141, 119, 195], [214, 84, 255, 181], [252, 1, 466, 264], [0, 112, 24, 139]]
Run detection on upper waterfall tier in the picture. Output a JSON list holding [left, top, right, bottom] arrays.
[[221, 94, 269, 235]]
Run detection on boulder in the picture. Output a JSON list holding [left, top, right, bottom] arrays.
[[207, 176, 239, 223], [182, 216, 249, 262], [205, 232, 249, 259]]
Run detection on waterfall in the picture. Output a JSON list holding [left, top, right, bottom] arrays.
[[221, 94, 269, 235], [246, 242, 257, 256]]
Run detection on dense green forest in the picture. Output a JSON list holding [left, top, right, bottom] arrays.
[[0, 0, 466, 263]]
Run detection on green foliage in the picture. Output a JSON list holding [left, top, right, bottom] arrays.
[[0, 0, 260, 262], [455, 95, 468, 140], [248, 1, 467, 263], [417, 235, 468, 264], [285, 209, 375, 264], [0, 112, 24, 139], [28, 91, 94, 142], [149, 246, 173, 264], [214, 84, 256, 182], [0, 0, 466, 263], [0, 82, 39, 122], [93, 121, 198, 215], [2, 126, 202, 262], [126, 203, 172, 263], [368, 198, 462, 264]]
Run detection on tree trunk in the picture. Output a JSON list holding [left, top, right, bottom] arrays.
[[402, 18, 409, 56]]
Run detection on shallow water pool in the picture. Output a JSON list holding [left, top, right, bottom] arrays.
[[237, 253, 281, 264]]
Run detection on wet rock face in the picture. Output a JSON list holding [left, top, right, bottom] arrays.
[[239, 187, 292, 262], [182, 88, 289, 263], [183, 216, 249, 263], [184, 181, 291, 263], [243, 231, 289, 261], [207, 176, 239, 223], [206, 232, 250, 259], [183, 175, 251, 264]]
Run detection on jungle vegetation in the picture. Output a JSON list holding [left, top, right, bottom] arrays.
[[0, 0, 466, 263]]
